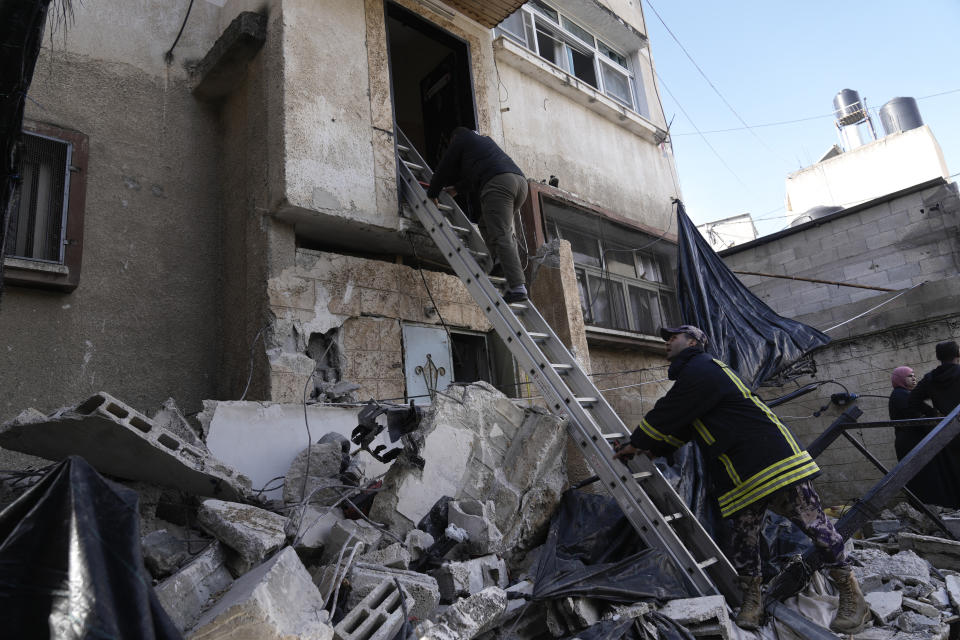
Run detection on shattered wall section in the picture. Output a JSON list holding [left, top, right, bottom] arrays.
[[266, 250, 492, 402]]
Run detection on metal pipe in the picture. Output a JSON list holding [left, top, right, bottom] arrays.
[[731, 270, 897, 292]]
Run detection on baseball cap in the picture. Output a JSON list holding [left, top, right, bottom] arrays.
[[659, 325, 708, 346]]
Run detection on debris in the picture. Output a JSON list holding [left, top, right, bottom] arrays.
[[358, 542, 412, 569], [333, 579, 410, 640], [447, 498, 504, 555], [291, 505, 346, 553], [284, 442, 345, 505], [657, 594, 735, 640], [894, 610, 942, 633], [188, 546, 333, 639], [850, 548, 932, 586], [345, 562, 440, 621], [156, 542, 234, 633], [143, 529, 194, 579], [417, 586, 508, 640], [899, 532, 960, 571], [432, 555, 508, 602], [152, 397, 204, 448], [320, 519, 383, 565], [404, 529, 435, 564], [864, 590, 903, 623], [0, 393, 250, 501], [197, 499, 289, 575], [902, 596, 940, 618]]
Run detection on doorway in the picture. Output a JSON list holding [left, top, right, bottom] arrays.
[[386, 2, 477, 169]]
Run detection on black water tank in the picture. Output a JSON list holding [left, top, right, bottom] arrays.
[[880, 97, 923, 135], [833, 89, 864, 124]]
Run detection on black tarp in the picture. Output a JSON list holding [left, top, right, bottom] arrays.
[[0, 456, 183, 639], [675, 201, 831, 389]]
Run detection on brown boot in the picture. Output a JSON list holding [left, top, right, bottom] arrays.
[[734, 574, 764, 630], [829, 567, 871, 634]]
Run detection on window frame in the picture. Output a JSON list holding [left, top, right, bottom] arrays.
[[495, 2, 641, 112], [3, 121, 88, 292]]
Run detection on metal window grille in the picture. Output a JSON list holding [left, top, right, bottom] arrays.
[[6, 132, 71, 263]]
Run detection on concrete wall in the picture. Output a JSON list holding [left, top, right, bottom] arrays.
[[266, 250, 493, 402], [1, 2, 226, 422], [786, 126, 950, 216], [722, 181, 960, 322]]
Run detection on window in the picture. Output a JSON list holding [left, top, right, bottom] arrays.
[[4, 123, 87, 291], [495, 2, 647, 114], [542, 198, 679, 336]]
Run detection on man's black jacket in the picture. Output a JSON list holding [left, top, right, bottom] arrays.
[[426, 130, 523, 199], [630, 346, 820, 517], [909, 362, 960, 416]]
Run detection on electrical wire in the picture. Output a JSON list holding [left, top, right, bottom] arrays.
[[164, 0, 195, 63], [240, 323, 271, 401], [822, 281, 926, 333]]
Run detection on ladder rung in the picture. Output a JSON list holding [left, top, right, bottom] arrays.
[[397, 144, 410, 152], [663, 512, 683, 523], [697, 557, 719, 569], [632, 471, 652, 480], [507, 302, 528, 311], [528, 332, 549, 341], [551, 363, 573, 373], [602, 432, 626, 440], [576, 396, 598, 405], [488, 275, 506, 284], [448, 224, 470, 235], [437, 203, 452, 211], [402, 160, 424, 171], [470, 250, 488, 259]]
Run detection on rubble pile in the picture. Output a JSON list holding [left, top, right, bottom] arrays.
[[2, 383, 960, 639]]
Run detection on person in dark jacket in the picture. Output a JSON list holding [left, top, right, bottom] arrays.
[[902, 341, 960, 508], [427, 127, 529, 303], [889, 365, 947, 506], [614, 325, 869, 634]]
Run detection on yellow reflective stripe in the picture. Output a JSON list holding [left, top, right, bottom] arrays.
[[717, 454, 740, 485], [638, 419, 685, 449], [718, 451, 817, 507], [719, 461, 821, 517], [712, 359, 800, 454], [692, 419, 715, 445]]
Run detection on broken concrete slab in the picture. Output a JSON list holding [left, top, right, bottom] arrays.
[[283, 442, 344, 505], [197, 500, 289, 574], [895, 610, 942, 633], [865, 519, 902, 537], [448, 499, 504, 556], [432, 555, 508, 602], [152, 397, 204, 448], [422, 587, 508, 640], [358, 542, 411, 569], [902, 596, 940, 619], [851, 548, 932, 586], [404, 529, 434, 564], [899, 532, 960, 571], [188, 546, 332, 639], [369, 383, 566, 567], [657, 595, 735, 640], [291, 505, 346, 552], [346, 562, 440, 621], [557, 597, 600, 632], [143, 529, 193, 579], [945, 574, 960, 608], [334, 578, 410, 640], [320, 519, 383, 565], [865, 590, 903, 623], [0, 393, 250, 501], [202, 401, 392, 501], [156, 542, 234, 633]]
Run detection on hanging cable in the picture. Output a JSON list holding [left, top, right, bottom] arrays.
[[164, 0, 195, 63]]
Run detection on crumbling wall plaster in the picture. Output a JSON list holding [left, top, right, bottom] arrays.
[[266, 250, 492, 401]]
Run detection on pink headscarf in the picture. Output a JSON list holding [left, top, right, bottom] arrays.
[[891, 366, 914, 389]]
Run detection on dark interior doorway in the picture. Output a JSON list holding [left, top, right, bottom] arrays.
[[386, 2, 477, 169]]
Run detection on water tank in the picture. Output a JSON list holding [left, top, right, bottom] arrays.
[[790, 205, 844, 228], [834, 89, 865, 125], [880, 97, 923, 135]]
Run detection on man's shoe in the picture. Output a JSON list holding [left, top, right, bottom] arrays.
[[734, 574, 764, 630], [503, 288, 528, 304], [829, 567, 871, 634]]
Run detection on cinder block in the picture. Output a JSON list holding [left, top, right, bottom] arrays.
[[432, 555, 508, 602], [447, 499, 504, 555], [334, 579, 410, 640], [347, 562, 440, 621], [156, 542, 234, 633]]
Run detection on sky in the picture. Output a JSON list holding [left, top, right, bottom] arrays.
[[641, 0, 960, 237]]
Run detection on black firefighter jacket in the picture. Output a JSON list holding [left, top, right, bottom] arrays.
[[629, 346, 820, 518]]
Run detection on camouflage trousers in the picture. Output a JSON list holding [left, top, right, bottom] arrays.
[[725, 480, 849, 576]]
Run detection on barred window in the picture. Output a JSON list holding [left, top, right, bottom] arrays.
[[7, 131, 71, 262]]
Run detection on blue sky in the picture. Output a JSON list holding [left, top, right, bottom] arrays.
[[642, 0, 960, 236]]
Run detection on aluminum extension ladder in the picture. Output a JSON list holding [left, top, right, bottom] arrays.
[[395, 128, 740, 605]]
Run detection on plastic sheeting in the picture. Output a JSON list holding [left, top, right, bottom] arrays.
[[568, 612, 696, 640], [0, 456, 183, 639], [675, 201, 831, 389], [532, 489, 693, 603]]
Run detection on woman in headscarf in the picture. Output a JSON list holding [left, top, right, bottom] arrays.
[[889, 366, 947, 506]]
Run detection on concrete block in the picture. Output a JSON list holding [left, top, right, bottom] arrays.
[[864, 520, 901, 537], [902, 596, 939, 618], [283, 442, 344, 505], [447, 499, 504, 555], [895, 610, 941, 633], [657, 595, 734, 640], [404, 529, 434, 564], [152, 398, 204, 448], [358, 542, 411, 569], [858, 573, 884, 593], [0, 392, 249, 500], [188, 546, 332, 640], [899, 532, 960, 571], [432, 555, 508, 602], [334, 579, 409, 640], [156, 542, 234, 633], [434, 587, 508, 640], [864, 590, 902, 622], [347, 562, 440, 621], [198, 500, 289, 574], [292, 506, 346, 551], [143, 529, 192, 579], [321, 519, 383, 565], [558, 596, 600, 631], [202, 401, 393, 501], [851, 548, 931, 586]]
